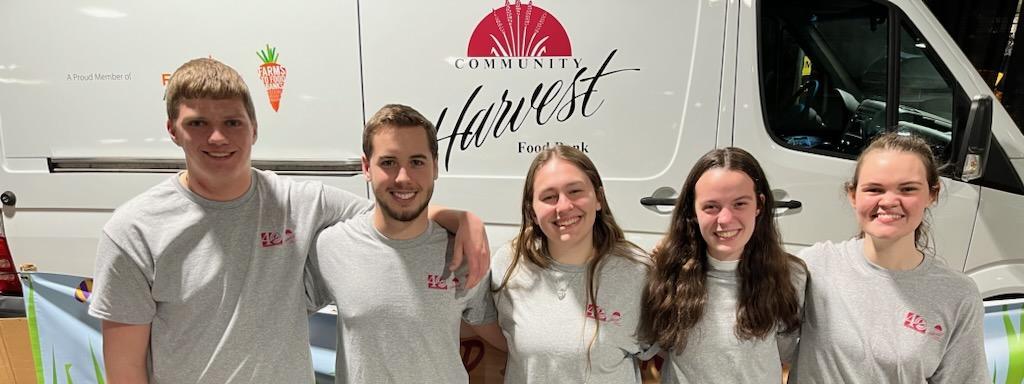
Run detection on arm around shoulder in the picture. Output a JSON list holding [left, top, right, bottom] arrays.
[[429, 205, 490, 289]]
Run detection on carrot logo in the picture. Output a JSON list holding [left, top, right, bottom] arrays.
[[257, 44, 287, 112]]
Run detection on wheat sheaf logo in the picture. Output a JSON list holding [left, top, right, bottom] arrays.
[[467, 0, 571, 57]]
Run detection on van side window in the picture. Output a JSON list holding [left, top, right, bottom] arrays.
[[761, 0, 962, 163]]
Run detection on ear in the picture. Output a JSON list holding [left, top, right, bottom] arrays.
[[252, 123, 258, 144], [757, 193, 765, 216], [847, 187, 857, 209], [361, 155, 371, 181], [596, 187, 604, 211], [166, 120, 180, 146], [930, 183, 941, 205]]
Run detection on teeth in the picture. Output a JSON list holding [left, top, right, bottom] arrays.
[[557, 216, 581, 227], [876, 213, 904, 220], [207, 152, 232, 158], [716, 230, 739, 239], [392, 192, 415, 200]]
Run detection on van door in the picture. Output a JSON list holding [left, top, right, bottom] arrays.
[[358, 0, 728, 248], [733, 0, 984, 269]]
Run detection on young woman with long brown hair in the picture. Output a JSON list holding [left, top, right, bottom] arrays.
[[491, 145, 652, 383], [641, 147, 806, 383]]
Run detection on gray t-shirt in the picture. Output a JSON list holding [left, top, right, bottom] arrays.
[[88, 169, 371, 384], [792, 239, 987, 383], [306, 212, 496, 384], [661, 255, 806, 384], [491, 245, 651, 384]]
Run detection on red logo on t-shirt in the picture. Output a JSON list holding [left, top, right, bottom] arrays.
[[427, 275, 449, 290], [260, 229, 296, 248], [904, 311, 927, 334], [903, 311, 946, 340], [427, 274, 464, 290], [585, 304, 623, 326]]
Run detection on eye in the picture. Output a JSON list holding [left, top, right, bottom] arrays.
[[569, 189, 583, 195], [379, 159, 396, 168], [225, 119, 243, 127], [901, 186, 919, 193], [862, 187, 883, 194], [411, 159, 426, 167], [539, 194, 557, 203], [702, 204, 720, 214], [186, 120, 206, 127]]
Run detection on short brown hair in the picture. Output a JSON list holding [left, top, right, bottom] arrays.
[[165, 58, 257, 125], [362, 104, 437, 158]]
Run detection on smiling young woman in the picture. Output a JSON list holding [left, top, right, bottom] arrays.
[[792, 133, 988, 383], [491, 145, 653, 383], [640, 147, 806, 383]]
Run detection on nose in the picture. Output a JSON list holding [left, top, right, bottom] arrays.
[[879, 192, 900, 207], [208, 126, 229, 145], [395, 165, 412, 183], [555, 193, 575, 215], [717, 207, 734, 225]]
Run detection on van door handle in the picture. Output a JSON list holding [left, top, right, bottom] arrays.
[[641, 197, 802, 209], [640, 197, 676, 207], [774, 200, 802, 209]]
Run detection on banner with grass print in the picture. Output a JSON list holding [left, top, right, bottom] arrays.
[[985, 298, 1024, 384], [23, 273, 105, 384]]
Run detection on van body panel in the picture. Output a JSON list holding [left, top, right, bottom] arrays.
[[965, 187, 1024, 273], [1013, 159, 1024, 179], [969, 264, 1024, 299], [0, 0, 366, 162]]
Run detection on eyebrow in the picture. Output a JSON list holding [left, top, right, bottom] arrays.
[[861, 181, 925, 187], [698, 195, 754, 205], [376, 154, 430, 160]]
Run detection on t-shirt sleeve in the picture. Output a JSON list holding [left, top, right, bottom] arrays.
[[319, 185, 373, 228], [777, 258, 809, 364], [929, 286, 988, 383], [87, 230, 155, 324], [462, 270, 498, 326], [303, 237, 334, 312]]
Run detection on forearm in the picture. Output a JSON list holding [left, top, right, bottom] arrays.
[[469, 322, 507, 352], [102, 320, 151, 384], [427, 205, 463, 232]]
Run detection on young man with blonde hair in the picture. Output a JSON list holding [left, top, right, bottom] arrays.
[[89, 59, 489, 383]]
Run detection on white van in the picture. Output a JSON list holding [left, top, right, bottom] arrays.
[[1, 0, 1022, 299]]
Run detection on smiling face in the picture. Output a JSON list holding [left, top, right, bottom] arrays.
[[363, 126, 438, 223], [694, 168, 761, 261], [849, 150, 937, 243], [530, 158, 602, 253], [167, 98, 256, 189]]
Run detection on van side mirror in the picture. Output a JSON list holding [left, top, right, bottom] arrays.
[[954, 95, 993, 182]]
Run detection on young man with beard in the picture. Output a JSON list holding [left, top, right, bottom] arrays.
[[88, 59, 490, 384], [307, 104, 503, 383]]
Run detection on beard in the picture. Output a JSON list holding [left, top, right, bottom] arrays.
[[374, 185, 434, 222]]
